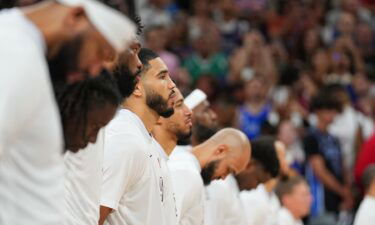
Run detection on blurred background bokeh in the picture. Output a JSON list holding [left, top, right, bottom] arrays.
[[3, 0, 375, 223]]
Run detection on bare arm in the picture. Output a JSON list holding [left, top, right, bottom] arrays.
[[98, 206, 112, 225], [309, 155, 347, 197]]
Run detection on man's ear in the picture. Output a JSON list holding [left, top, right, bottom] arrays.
[[63, 7, 89, 36], [133, 80, 143, 97], [156, 117, 163, 125], [246, 160, 253, 169], [212, 144, 228, 160]]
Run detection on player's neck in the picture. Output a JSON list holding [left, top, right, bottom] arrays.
[[192, 142, 212, 168], [152, 127, 177, 156], [122, 98, 159, 133], [264, 178, 278, 193], [367, 184, 375, 197], [286, 207, 301, 221]]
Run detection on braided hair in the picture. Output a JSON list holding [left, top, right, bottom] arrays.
[[56, 71, 122, 147]]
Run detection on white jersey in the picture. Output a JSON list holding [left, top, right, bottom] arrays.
[[240, 184, 281, 225], [354, 196, 375, 225], [274, 207, 303, 225], [64, 130, 105, 225], [205, 174, 246, 225], [172, 145, 192, 155], [169, 150, 204, 225], [152, 139, 178, 225], [100, 109, 168, 225], [0, 8, 64, 225]]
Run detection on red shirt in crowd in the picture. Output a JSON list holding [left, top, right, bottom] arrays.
[[355, 133, 375, 186]]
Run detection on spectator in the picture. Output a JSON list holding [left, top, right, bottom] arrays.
[[275, 176, 312, 225], [144, 25, 180, 79], [328, 84, 374, 174], [139, 0, 173, 26], [303, 92, 353, 224], [183, 22, 228, 83], [277, 120, 305, 175], [354, 93, 375, 186], [213, 0, 249, 54], [236, 75, 275, 140]]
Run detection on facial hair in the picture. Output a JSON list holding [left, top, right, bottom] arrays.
[[145, 88, 174, 118], [177, 120, 218, 145], [112, 64, 139, 98], [175, 129, 192, 142], [201, 160, 219, 186], [48, 35, 84, 87], [193, 121, 219, 144]]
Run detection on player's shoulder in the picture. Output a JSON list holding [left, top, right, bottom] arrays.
[[0, 26, 43, 58], [0, 30, 47, 81]]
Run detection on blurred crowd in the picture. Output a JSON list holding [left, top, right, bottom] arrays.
[[126, 0, 375, 224], [2, 0, 375, 224], [135, 2, 375, 220]]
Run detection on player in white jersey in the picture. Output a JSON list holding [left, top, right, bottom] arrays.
[[0, 1, 135, 224], [153, 88, 193, 156], [354, 165, 375, 225], [99, 48, 178, 225], [152, 87, 193, 224], [63, 19, 143, 225], [274, 176, 312, 225], [168, 128, 251, 225], [236, 136, 282, 225]]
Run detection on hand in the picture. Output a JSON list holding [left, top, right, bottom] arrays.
[[340, 187, 354, 210]]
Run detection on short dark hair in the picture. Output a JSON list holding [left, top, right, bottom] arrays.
[[310, 92, 342, 112], [139, 48, 159, 68], [251, 136, 280, 178], [275, 176, 306, 201], [57, 72, 122, 143], [362, 164, 375, 192]]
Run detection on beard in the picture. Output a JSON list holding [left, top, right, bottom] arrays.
[[145, 88, 174, 118], [48, 35, 84, 87], [201, 160, 219, 186], [177, 119, 218, 145], [175, 128, 192, 142], [113, 63, 139, 98], [193, 122, 219, 144]]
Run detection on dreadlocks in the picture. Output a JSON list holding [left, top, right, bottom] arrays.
[[56, 71, 122, 149]]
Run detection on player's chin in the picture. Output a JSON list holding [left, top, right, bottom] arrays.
[[67, 142, 87, 153], [67, 146, 80, 153]]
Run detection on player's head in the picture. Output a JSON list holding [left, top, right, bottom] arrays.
[[57, 72, 121, 152], [275, 176, 312, 219], [236, 136, 280, 190], [310, 92, 341, 125], [45, 0, 136, 83], [184, 89, 218, 145], [104, 16, 143, 74], [158, 88, 193, 141], [199, 128, 251, 185], [127, 48, 176, 118]]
